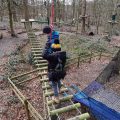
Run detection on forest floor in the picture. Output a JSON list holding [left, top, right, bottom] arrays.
[[0, 25, 120, 119]]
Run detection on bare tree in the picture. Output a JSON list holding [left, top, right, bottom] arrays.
[[7, 0, 16, 37], [23, 0, 29, 21], [81, 0, 87, 33]]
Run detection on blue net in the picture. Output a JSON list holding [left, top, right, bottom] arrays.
[[72, 84, 120, 120]]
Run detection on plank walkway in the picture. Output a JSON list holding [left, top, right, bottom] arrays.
[[23, 22, 90, 120]]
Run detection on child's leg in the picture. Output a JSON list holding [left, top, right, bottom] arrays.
[[51, 81, 59, 97], [58, 80, 61, 90]]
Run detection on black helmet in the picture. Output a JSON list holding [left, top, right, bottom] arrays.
[[43, 26, 51, 34]]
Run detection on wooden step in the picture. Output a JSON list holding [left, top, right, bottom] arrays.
[[38, 72, 47, 76], [32, 50, 42, 53], [45, 88, 68, 97], [37, 67, 48, 70], [50, 103, 81, 116], [31, 47, 42, 48], [40, 78, 49, 82], [67, 113, 90, 120], [31, 47, 42, 50], [47, 95, 73, 106], [33, 56, 43, 60], [42, 83, 63, 90], [36, 63, 48, 67], [31, 43, 41, 45], [34, 60, 47, 64], [32, 51, 42, 54], [33, 54, 42, 56]]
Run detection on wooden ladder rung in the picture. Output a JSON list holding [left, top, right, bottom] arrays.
[[37, 67, 48, 70], [45, 88, 68, 97], [50, 103, 81, 116], [36, 63, 48, 66], [32, 50, 42, 52], [40, 78, 49, 82], [33, 54, 42, 56], [31, 48, 43, 50], [34, 60, 47, 63], [33, 57, 43, 60], [38, 72, 47, 76], [31, 43, 41, 45], [47, 95, 73, 106], [31, 47, 42, 48], [67, 113, 90, 120], [42, 83, 63, 90], [32, 51, 42, 54]]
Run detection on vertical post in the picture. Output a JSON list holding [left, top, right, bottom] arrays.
[[24, 99, 31, 120], [77, 55, 80, 68], [99, 50, 102, 60], [89, 51, 92, 63]]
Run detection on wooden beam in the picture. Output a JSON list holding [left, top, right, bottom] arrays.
[[37, 67, 48, 70], [17, 75, 40, 84], [36, 63, 48, 66], [34, 60, 47, 63], [38, 72, 47, 76], [31, 48, 42, 50], [67, 113, 90, 120], [45, 88, 68, 97], [50, 103, 81, 116], [40, 78, 49, 82], [10, 69, 39, 80], [8, 78, 26, 104], [47, 95, 73, 106], [33, 57, 43, 60]]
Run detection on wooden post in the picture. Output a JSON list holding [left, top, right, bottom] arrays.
[[89, 51, 92, 63], [77, 55, 80, 68], [24, 99, 31, 120], [99, 50, 102, 60]]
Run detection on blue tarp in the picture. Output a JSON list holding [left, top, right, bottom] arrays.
[[74, 92, 120, 120]]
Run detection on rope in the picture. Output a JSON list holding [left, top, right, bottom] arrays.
[[50, 0, 55, 31]]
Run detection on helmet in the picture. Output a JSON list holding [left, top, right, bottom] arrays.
[[43, 26, 51, 34]]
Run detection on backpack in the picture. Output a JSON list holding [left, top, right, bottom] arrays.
[[48, 51, 66, 81]]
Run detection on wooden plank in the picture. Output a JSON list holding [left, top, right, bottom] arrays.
[[31, 48, 43, 50], [34, 60, 47, 63], [8, 78, 26, 104], [28, 102, 44, 120], [17, 75, 40, 84], [24, 99, 31, 120], [67, 113, 90, 120], [37, 67, 48, 70], [32, 51, 42, 54], [36, 63, 48, 66], [47, 95, 73, 106], [45, 88, 68, 97], [10, 69, 39, 80], [42, 83, 63, 90], [33, 54, 42, 56], [40, 78, 49, 82], [38, 72, 47, 76], [50, 103, 81, 116], [33, 57, 43, 60], [32, 51, 42, 53]]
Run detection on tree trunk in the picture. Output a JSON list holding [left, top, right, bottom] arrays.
[[72, 0, 75, 19], [7, 0, 16, 37], [81, 0, 86, 34], [62, 0, 65, 21], [31, 0, 36, 18], [23, 0, 29, 21]]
